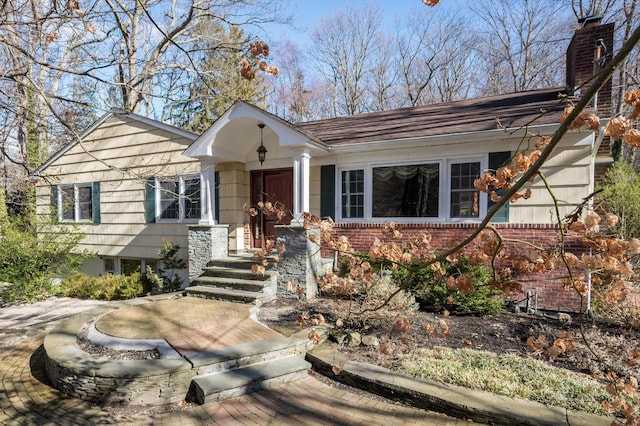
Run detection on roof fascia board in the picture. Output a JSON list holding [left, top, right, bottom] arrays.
[[328, 124, 564, 153]]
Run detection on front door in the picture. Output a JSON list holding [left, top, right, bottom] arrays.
[[250, 168, 293, 248]]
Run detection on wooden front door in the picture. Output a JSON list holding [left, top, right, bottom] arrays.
[[250, 168, 293, 248]]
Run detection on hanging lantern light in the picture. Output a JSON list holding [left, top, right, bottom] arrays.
[[257, 123, 267, 166]]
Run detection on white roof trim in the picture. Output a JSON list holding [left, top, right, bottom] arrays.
[[184, 100, 329, 159]]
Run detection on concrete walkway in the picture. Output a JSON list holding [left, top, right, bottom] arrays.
[[0, 296, 468, 425]]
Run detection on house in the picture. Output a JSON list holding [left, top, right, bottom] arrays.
[[34, 18, 614, 311], [34, 109, 203, 282]]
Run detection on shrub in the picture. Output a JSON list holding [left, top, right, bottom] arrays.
[[591, 282, 640, 329], [596, 160, 640, 239], [157, 240, 186, 292], [0, 221, 92, 303], [393, 256, 504, 315], [58, 272, 144, 300]]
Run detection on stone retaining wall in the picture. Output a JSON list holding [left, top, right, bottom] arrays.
[[43, 312, 193, 406]]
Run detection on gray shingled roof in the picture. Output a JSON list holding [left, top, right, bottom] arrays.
[[295, 87, 567, 146]]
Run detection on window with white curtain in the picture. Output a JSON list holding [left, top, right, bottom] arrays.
[[338, 158, 484, 221]]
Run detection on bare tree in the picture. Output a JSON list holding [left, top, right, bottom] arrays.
[[431, 16, 478, 102], [393, 11, 441, 107], [367, 32, 399, 111], [267, 41, 330, 122], [571, 0, 620, 19], [0, 0, 290, 213], [309, 5, 382, 116], [472, 0, 572, 95], [394, 10, 476, 106]]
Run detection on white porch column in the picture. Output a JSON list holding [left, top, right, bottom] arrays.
[[293, 150, 311, 221], [199, 159, 217, 225]]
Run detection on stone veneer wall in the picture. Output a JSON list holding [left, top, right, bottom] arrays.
[[188, 225, 229, 282], [329, 223, 587, 313], [43, 313, 194, 406], [45, 356, 193, 406], [274, 225, 322, 300]]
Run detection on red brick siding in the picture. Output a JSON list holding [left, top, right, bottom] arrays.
[[329, 223, 588, 313], [244, 223, 251, 249], [566, 22, 615, 117]]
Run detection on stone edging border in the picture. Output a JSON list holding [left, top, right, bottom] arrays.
[[306, 347, 613, 426], [86, 321, 181, 359], [43, 306, 194, 405]]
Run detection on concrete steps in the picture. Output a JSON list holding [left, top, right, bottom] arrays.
[[186, 256, 277, 305], [189, 355, 311, 404]]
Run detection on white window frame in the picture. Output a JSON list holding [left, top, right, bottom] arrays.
[[155, 175, 201, 223], [58, 183, 93, 223], [339, 168, 366, 220], [447, 158, 486, 222], [336, 157, 487, 223]]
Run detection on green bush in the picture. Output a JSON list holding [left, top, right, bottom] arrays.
[[0, 221, 92, 303], [393, 257, 504, 315], [58, 272, 144, 300], [596, 160, 640, 239], [157, 240, 186, 292]]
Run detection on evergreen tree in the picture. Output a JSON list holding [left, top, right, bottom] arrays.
[[167, 25, 270, 133]]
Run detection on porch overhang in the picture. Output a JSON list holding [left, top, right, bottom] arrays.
[[184, 100, 330, 162]]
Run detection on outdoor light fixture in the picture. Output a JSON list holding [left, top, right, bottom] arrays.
[[257, 123, 267, 166]]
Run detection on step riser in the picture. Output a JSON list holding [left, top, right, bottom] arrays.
[[194, 370, 308, 404], [212, 259, 265, 270], [191, 278, 271, 293], [190, 355, 312, 405], [202, 269, 276, 281], [187, 290, 262, 304], [188, 256, 278, 306], [194, 346, 303, 376]]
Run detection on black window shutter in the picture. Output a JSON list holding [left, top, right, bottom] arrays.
[[92, 182, 101, 223], [320, 165, 336, 219], [488, 151, 511, 222], [145, 177, 156, 223], [51, 185, 59, 223]]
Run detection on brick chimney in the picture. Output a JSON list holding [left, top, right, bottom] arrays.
[[566, 17, 615, 182], [566, 16, 615, 117]]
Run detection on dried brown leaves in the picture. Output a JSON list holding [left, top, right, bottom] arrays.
[[241, 39, 279, 81], [526, 332, 576, 360]]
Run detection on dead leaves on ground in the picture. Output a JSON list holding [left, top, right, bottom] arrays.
[[526, 331, 576, 360], [297, 312, 326, 328], [422, 318, 451, 338]]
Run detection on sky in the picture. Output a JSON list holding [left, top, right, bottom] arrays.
[[266, 0, 467, 49]]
